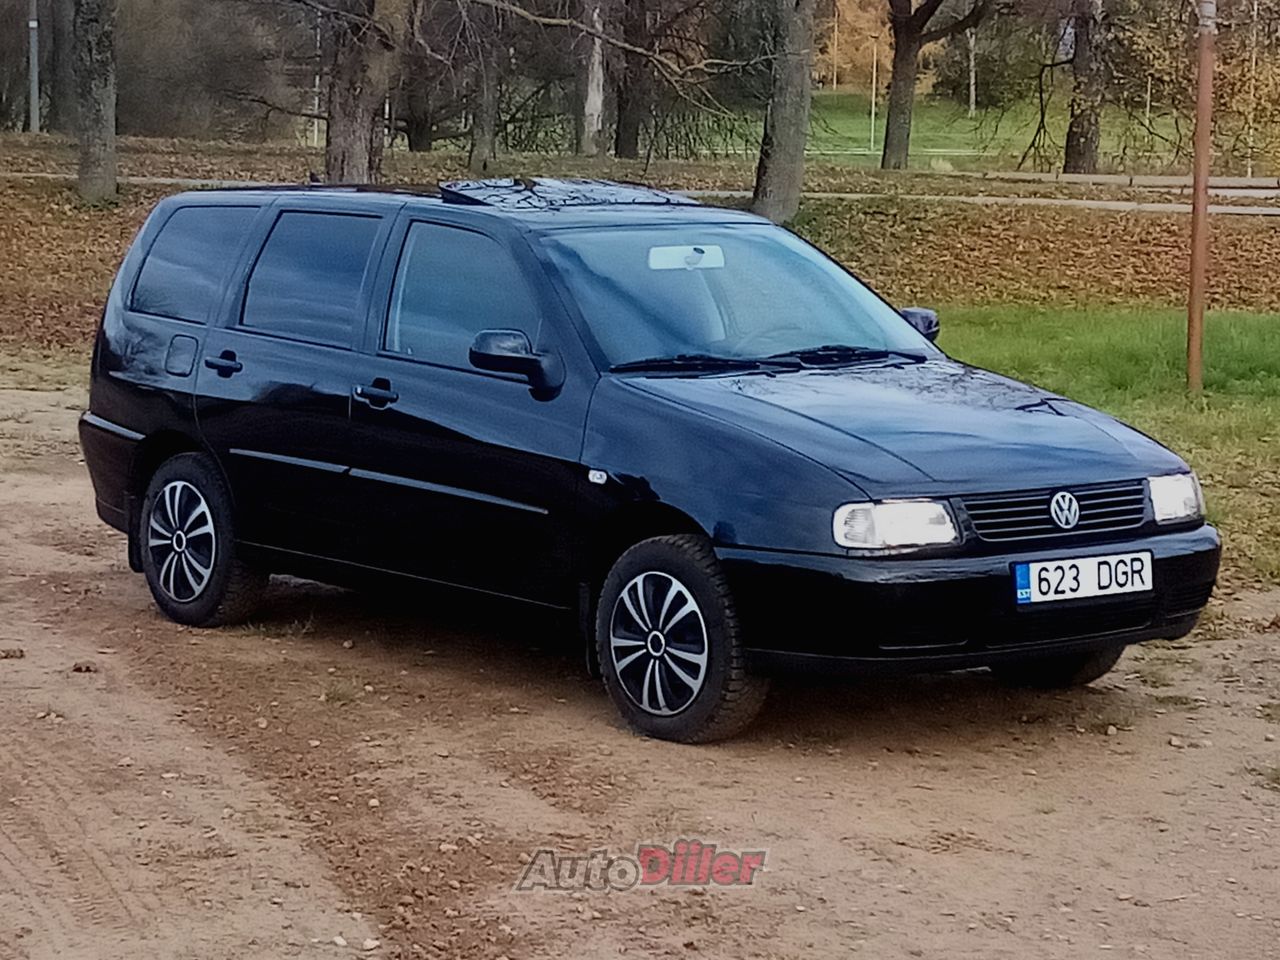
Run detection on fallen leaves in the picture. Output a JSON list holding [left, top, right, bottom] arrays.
[[792, 197, 1280, 312]]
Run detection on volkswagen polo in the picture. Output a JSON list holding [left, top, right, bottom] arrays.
[[79, 178, 1221, 742]]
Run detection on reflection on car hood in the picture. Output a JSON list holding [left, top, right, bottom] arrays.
[[624, 359, 1187, 497]]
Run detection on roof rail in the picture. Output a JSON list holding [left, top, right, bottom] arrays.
[[437, 177, 698, 210]]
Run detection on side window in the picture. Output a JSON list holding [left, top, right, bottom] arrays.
[[384, 222, 541, 368], [132, 205, 258, 323], [241, 211, 381, 346]]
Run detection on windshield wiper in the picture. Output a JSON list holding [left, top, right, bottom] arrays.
[[762, 344, 929, 367], [609, 353, 800, 374]]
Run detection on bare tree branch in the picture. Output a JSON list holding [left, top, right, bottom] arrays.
[[467, 0, 772, 82], [222, 89, 328, 121], [921, 0, 992, 45]]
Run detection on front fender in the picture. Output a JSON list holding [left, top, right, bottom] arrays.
[[582, 377, 861, 555]]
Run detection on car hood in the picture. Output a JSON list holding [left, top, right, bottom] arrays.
[[624, 359, 1187, 497]]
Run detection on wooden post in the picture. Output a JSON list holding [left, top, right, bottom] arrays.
[[1187, 0, 1216, 394]]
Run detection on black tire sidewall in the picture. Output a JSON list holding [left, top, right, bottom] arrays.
[[596, 537, 739, 741], [140, 452, 239, 627]]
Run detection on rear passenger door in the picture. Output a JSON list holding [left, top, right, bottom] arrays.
[[347, 216, 592, 605], [196, 202, 396, 560]]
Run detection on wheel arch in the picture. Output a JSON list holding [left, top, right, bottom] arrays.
[[124, 430, 218, 571], [588, 501, 709, 589], [578, 501, 709, 676], [127, 430, 207, 497]]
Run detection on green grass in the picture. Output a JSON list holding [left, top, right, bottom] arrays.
[[938, 305, 1280, 583], [806, 90, 1182, 172]]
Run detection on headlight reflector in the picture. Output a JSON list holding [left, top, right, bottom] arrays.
[[1148, 472, 1204, 524], [833, 500, 959, 549]]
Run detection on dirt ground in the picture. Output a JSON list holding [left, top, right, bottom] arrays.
[[1, 381, 1279, 960]]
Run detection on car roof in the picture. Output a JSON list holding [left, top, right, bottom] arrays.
[[161, 177, 769, 232]]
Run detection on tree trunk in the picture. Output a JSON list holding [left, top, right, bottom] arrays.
[[73, 0, 117, 203], [324, 1, 392, 183], [580, 0, 606, 157], [879, 0, 989, 170], [880, 25, 920, 170], [405, 114, 434, 152], [1063, 0, 1104, 174], [400, 72, 433, 152], [751, 0, 816, 225], [613, 0, 649, 159], [614, 82, 643, 158], [49, 0, 78, 133], [468, 42, 498, 174]]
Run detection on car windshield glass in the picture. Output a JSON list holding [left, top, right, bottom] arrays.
[[541, 223, 940, 368]]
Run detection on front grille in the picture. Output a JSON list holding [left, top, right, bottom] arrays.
[[962, 481, 1147, 543]]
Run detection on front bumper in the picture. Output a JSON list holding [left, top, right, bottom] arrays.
[[718, 525, 1221, 675]]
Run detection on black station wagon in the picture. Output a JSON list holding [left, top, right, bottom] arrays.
[[80, 178, 1221, 742]]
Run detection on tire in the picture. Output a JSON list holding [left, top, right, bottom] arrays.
[[139, 452, 266, 627], [596, 535, 768, 743], [991, 644, 1126, 689]]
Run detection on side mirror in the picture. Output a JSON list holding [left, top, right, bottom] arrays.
[[900, 307, 940, 342], [469, 329, 565, 397]]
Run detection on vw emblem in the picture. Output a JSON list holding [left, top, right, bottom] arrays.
[[1050, 491, 1081, 530]]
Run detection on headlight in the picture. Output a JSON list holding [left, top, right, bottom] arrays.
[[1148, 472, 1204, 524], [833, 500, 959, 549]]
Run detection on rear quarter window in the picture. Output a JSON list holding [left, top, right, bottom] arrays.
[[131, 205, 259, 323]]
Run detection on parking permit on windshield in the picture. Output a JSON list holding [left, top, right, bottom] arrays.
[[648, 245, 725, 270]]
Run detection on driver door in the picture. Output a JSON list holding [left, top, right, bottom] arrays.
[[346, 217, 590, 606]]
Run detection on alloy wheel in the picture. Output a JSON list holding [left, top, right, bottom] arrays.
[[609, 571, 708, 716], [147, 479, 217, 603]]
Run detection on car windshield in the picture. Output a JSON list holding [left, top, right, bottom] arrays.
[[541, 223, 940, 369]]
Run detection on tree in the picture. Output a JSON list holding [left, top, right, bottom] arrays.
[[73, 0, 117, 202], [1063, 0, 1106, 171], [49, 0, 79, 133], [881, 0, 989, 169], [934, 11, 1041, 109], [465, 1, 500, 173], [395, 0, 468, 151], [751, 0, 815, 224], [324, 0, 397, 181], [118, 0, 302, 141], [579, 0, 606, 154], [612, 0, 650, 157]]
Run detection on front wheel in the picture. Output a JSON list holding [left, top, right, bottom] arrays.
[[990, 644, 1126, 689], [140, 453, 266, 626], [596, 535, 768, 743]]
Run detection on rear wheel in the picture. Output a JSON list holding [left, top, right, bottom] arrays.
[[991, 644, 1125, 689], [140, 453, 265, 626], [596, 535, 768, 743]]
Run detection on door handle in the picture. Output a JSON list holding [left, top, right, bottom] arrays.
[[353, 379, 398, 408], [204, 351, 243, 376]]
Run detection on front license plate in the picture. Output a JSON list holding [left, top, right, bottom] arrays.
[[1014, 551, 1154, 605]]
